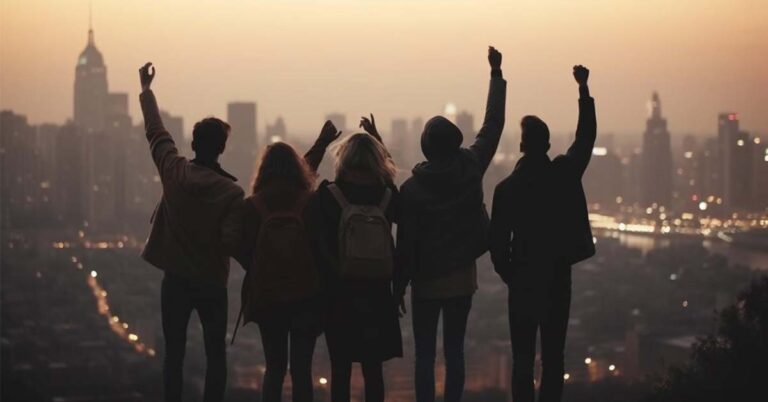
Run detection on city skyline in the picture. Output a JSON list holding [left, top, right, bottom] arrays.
[[1, 0, 767, 137]]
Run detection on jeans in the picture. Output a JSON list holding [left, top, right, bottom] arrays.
[[412, 295, 473, 402], [258, 312, 319, 402], [161, 273, 227, 402], [330, 358, 384, 402], [508, 268, 571, 402]]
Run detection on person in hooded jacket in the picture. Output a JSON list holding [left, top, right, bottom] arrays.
[[394, 46, 506, 402]]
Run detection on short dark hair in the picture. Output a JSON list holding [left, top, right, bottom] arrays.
[[192, 117, 230, 157], [520, 115, 550, 154]]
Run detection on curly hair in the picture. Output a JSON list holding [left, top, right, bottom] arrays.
[[251, 142, 315, 194]]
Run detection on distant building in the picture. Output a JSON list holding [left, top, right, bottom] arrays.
[[74, 27, 108, 133], [718, 113, 753, 210], [225, 102, 258, 188], [640, 92, 673, 208], [266, 116, 287, 144], [751, 136, 768, 210], [390, 118, 409, 167], [325, 113, 347, 133], [456, 111, 474, 143]]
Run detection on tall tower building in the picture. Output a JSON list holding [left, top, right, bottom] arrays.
[[718, 113, 753, 210], [325, 113, 347, 133], [74, 25, 108, 133], [225, 102, 258, 187], [640, 92, 673, 208]]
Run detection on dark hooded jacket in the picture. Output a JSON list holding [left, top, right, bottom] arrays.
[[395, 75, 507, 297], [489, 91, 596, 293]]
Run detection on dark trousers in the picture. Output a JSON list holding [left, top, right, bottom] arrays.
[[330, 358, 384, 402], [508, 268, 571, 402], [161, 273, 228, 402], [412, 295, 473, 402], [258, 315, 318, 402]]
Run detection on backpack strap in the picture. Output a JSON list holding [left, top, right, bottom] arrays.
[[379, 188, 392, 210], [327, 183, 350, 209]]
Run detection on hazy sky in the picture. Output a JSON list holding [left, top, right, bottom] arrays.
[[1, 0, 767, 139]]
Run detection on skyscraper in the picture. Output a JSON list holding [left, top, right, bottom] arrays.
[[225, 102, 258, 187], [325, 113, 347, 133], [718, 113, 753, 210], [74, 26, 108, 133], [266, 116, 287, 144], [640, 92, 673, 208], [456, 111, 475, 142]]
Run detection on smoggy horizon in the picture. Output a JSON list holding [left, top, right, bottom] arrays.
[[1, 0, 767, 138]]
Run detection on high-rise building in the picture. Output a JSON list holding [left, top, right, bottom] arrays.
[[640, 92, 673, 208], [390, 118, 409, 167], [718, 113, 753, 210], [74, 27, 108, 133], [751, 136, 768, 210], [225, 102, 258, 188], [455, 111, 474, 144], [266, 116, 287, 144], [325, 113, 347, 133]]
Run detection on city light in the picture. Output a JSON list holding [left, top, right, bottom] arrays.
[[699, 202, 708, 211], [670, 273, 678, 281], [584, 357, 592, 364], [682, 300, 689, 308], [592, 147, 608, 156], [563, 373, 571, 381], [319, 377, 328, 385], [609, 364, 616, 371], [90, 270, 98, 278]]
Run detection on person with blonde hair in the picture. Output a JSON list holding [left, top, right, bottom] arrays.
[[307, 122, 401, 402]]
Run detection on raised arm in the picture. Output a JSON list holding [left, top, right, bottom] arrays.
[[359, 114, 385, 145], [304, 120, 342, 172], [467, 46, 507, 174], [565, 65, 596, 177], [489, 182, 514, 285], [138, 62, 184, 181]]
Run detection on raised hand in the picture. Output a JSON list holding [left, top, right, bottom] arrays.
[[573, 65, 589, 86], [488, 46, 502, 71], [318, 120, 342, 144], [359, 113, 380, 139], [139, 62, 155, 92]]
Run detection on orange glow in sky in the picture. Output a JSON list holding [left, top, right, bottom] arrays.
[[1, 0, 767, 137]]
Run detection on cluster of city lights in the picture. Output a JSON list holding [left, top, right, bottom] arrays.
[[584, 356, 619, 375], [70, 255, 155, 358]]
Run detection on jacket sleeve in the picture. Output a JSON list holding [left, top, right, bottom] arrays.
[[303, 137, 333, 173], [139, 90, 187, 184], [467, 76, 507, 174], [489, 182, 514, 284], [394, 197, 417, 297], [221, 191, 246, 266], [564, 88, 597, 177], [231, 199, 260, 271], [305, 188, 337, 287]]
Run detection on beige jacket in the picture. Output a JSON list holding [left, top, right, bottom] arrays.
[[139, 90, 244, 287]]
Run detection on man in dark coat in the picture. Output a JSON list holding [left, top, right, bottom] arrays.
[[395, 46, 507, 402], [489, 65, 596, 402]]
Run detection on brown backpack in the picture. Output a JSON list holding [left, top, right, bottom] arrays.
[[232, 197, 320, 343], [327, 183, 393, 280]]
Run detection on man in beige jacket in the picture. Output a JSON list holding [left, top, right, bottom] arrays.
[[138, 63, 244, 402]]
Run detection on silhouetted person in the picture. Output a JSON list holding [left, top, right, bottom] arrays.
[[307, 128, 402, 402], [489, 65, 596, 402], [234, 121, 341, 402], [138, 63, 244, 402], [395, 46, 506, 402]]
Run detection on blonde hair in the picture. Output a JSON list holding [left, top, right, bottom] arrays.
[[333, 133, 396, 184]]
